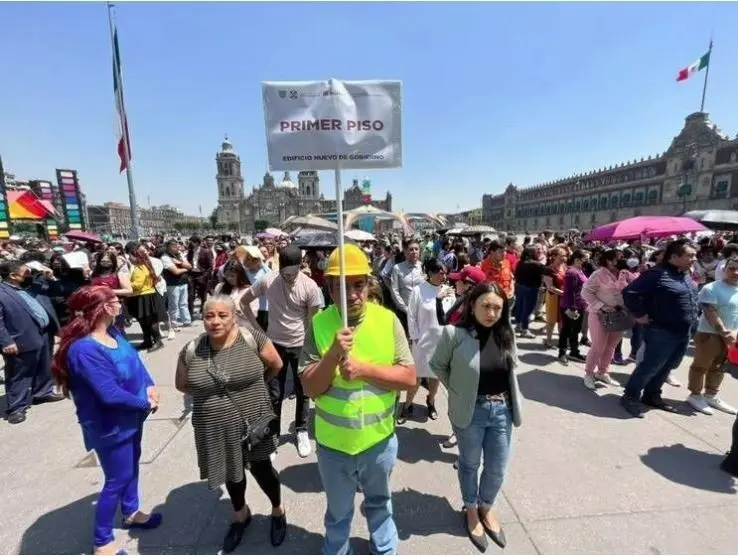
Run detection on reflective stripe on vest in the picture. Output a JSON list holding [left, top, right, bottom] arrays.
[[312, 302, 397, 455]]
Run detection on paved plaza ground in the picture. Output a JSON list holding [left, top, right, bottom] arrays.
[[2, 322, 737, 554]]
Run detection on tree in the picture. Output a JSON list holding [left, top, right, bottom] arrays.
[[254, 219, 270, 231], [208, 208, 219, 230]]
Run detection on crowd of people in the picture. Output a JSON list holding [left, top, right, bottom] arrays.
[[2, 226, 738, 555]]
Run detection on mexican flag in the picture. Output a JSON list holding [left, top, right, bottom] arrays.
[[676, 49, 710, 82]]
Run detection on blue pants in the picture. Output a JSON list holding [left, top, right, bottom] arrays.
[[3, 337, 53, 415], [452, 398, 513, 508], [316, 434, 398, 555], [166, 283, 191, 326], [624, 326, 689, 401], [93, 428, 143, 547], [514, 285, 539, 331]]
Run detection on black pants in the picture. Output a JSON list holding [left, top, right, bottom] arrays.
[[139, 314, 161, 347], [395, 309, 409, 338], [188, 274, 209, 317], [225, 459, 281, 511], [256, 310, 269, 333], [268, 344, 308, 436], [3, 337, 53, 415], [559, 311, 583, 357]]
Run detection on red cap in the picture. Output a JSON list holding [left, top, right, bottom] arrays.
[[449, 266, 486, 285]]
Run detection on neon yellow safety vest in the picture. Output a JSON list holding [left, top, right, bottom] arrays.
[[312, 302, 397, 456]]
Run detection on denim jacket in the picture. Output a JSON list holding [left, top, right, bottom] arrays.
[[430, 325, 523, 429]]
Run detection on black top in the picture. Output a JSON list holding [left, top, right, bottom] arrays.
[[514, 260, 545, 289], [475, 323, 511, 396]]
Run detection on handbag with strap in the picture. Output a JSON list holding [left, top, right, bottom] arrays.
[[185, 327, 278, 454], [597, 307, 634, 332]]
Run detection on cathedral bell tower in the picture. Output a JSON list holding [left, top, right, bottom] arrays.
[[215, 135, 245, 231]]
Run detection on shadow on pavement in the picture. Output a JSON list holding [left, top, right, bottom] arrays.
[[395, 427, 458, 465], [518, 368, 631, 419], [515, 340, 551, 353], [280, 461, 324, 493], [640, 443, 737, 494], [390, 488, 464, 540], [18, 493, 98, 554], [519, 352, 559, 367]]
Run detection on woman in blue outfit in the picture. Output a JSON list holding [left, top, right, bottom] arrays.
[[52, 285, 163, 555], [430, 282, 523, 553]]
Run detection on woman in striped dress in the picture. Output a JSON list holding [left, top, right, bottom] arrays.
[[174, 294, 286, 554]]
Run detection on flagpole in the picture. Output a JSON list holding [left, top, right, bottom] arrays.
[[700, 39, 713, 113], [107, 2, 140, 239]]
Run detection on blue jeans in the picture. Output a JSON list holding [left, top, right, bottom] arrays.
[[316, 434, 398, 555], [166, 283, 191, 326], [624, 326, 689, 401], [452, 398, 513, 508], [93, 427, 143, 547], [514, 285, 539, 331]]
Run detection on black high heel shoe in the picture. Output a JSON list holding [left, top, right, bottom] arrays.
[[222, 509, 252, 554], [478, 508, 506, 549], [427, 396, 438, 420]]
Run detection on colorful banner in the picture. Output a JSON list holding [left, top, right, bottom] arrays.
[[7, 190, 56, 220], [0, 156, 11, 239], [29, 180, 60, 239], [262, 79, 403, 171], [56, 169, 86, 231], [361, 179, 372, 205]]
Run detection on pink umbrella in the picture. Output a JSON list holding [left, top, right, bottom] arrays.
[[64, 231, 103, 243], [588, 216, 707, 241]]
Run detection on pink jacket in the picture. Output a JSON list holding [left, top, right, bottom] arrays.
[[581, 267, 630, 313]]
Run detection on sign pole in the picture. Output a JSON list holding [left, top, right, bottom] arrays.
[[334, 166, 348, 327]]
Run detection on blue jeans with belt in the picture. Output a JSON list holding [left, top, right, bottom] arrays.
[[316, 434, 398, 555], [624, 325, 689, 401], [452, 396, 513, 509], [93, 427, 143, 547]]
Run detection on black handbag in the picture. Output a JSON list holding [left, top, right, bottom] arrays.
[[597, 306, 635, 332], [204, 343, 278, 454]]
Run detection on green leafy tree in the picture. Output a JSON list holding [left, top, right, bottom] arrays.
[[254, 219, 270, 231], [208, 208, 219, 230]]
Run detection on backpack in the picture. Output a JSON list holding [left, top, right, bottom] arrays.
[[184, 327, 258, 367]]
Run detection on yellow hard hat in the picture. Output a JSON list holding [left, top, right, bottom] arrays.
[[325, 244, 371, 276]]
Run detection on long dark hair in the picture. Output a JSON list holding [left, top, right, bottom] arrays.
[[456, 282, 515, 372], [92, 251, 118, 277], [220, 259, 250, 295]]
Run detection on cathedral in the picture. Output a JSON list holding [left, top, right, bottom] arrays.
[[215, 137, 393, 232], [215, 137, 335, 231]]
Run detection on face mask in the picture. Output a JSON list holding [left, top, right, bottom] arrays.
[[99, 261, 113, 268], [626, 258, 639, 269], [20, 275, 33, 289], [317, 259, 328, 271]]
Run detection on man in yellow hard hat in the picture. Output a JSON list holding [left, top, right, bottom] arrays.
[[299, 243, 416, 555]]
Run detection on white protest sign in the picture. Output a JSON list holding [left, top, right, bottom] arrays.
[[262, 79, 402, 171]]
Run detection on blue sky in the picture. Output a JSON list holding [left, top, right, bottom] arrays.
[[1, 1, 737, 217]]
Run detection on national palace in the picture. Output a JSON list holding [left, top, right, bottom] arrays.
[[482, 112, 738, 232]]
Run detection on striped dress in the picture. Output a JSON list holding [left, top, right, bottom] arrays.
[[182, 328, 277, 489]]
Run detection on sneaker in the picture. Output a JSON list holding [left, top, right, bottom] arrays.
[[296, 430, 312, 458], [522, 329, 535, 339], [611, 356, 627, 366], [594, 373, 621, 387], [167, 329, 176, 341], [583, 375, 597, 391], [704, 395, 737, 415], [686, 393, 714, 415], [580, 338, 592, 347], [665, 373, 682, 387], [568, 353, 587, 363], [558, 355, 569, 366]]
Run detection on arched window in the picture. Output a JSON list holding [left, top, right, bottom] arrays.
[[225, 186, 231, 197]]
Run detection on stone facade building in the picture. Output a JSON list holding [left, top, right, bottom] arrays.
[[343, 179, 393, 212], [214, 138, 393, 231], [482, 112, 738, 232]]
